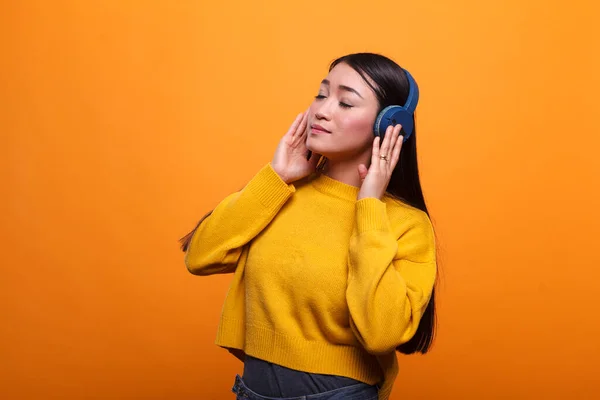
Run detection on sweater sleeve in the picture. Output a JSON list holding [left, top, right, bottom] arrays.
[[184, 163, 295, 276], [346, 197, 437, 355]]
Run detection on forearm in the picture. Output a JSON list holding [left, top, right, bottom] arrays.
[[185, 163, 295, 275], [346, 198, 436, 354]]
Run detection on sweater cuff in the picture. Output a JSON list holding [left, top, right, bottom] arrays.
[[246, 162, 296, 209], [355, 197, 391, 234]]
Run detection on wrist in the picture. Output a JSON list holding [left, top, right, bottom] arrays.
[[269, 163, 292, 184], [357, 190, 383, 201]]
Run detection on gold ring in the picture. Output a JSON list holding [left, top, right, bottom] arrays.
[[380, 155, 388, 161]]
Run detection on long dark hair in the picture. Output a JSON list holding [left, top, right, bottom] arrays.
[[180, 52, 438, 355], [329, 53, 438, 355]]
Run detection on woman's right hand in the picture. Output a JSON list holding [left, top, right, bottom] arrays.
[[271, 111, 321, 184]]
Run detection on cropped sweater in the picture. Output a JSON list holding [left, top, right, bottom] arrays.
[[185, 162, 437, 399]]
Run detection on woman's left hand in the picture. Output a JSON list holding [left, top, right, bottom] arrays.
[[357, 124, 404, 201]]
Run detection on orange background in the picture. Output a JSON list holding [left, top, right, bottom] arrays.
[[2, 1, 599, 399]]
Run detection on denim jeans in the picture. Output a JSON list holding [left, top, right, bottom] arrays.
[[232, 375, 379, 400]]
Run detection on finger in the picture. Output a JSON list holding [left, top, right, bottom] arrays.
[[378, 126, 393, 167], [286, 113, 304, 138], [390, 133, 404, 168], [358, 164, 368, 180], [371, 136, 381, 169], [395, 123, 403, 138], [387, 124, 402, 163], [294, 112, 309, 147], [387, 125, 400, 154], [298, 111, 309, 137], [380, 125, 394, 158]]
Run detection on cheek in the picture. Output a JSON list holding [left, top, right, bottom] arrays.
[[339, 113, 375, 140]]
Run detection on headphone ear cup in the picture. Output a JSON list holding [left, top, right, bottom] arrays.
[[373, 107, 391, 139], [374, 106, 414, 143], [392, 109, 414, 142], [374, 105, 401, 140]]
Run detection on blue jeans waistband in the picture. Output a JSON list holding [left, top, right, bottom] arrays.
[[232, 374, 379, 400]]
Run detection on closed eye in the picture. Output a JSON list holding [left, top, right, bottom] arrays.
[[314, 94, 353, 109]]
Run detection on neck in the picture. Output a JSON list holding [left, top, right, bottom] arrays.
[[321, 154, 371, 188]]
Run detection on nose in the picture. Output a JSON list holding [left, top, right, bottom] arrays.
[[314, 98, 334, 121]]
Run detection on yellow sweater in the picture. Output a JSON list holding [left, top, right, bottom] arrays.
[[185, 162, 437, 400]]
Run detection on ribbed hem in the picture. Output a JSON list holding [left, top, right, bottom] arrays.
[[215, 317, 397, 400], [215, 318, 382, 385], [374, 352, 398, 400], [215, 316, 245, 350], [245, 163, 296, 209], [355, 198, 391, 234]]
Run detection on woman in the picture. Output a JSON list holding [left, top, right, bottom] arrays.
[[181, 53, 438, 400]]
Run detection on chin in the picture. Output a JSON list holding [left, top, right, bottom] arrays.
[[305, 138, 318, 152], [306, 141, 328, 156]]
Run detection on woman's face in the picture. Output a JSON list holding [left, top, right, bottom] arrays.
[[306, 62, 380, 161]]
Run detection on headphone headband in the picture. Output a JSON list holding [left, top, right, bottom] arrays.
[[401, 68, 419, 114], [373, 67, 420, 142]]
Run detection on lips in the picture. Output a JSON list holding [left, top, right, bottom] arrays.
[[310, 124, 331, 134]]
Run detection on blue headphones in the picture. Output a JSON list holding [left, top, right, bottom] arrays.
[[373, 68, 419, 143]]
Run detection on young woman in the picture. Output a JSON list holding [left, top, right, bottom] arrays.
[[181, 53, 438, 400]]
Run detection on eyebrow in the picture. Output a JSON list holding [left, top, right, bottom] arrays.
[[321, 79, 363, 99]]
